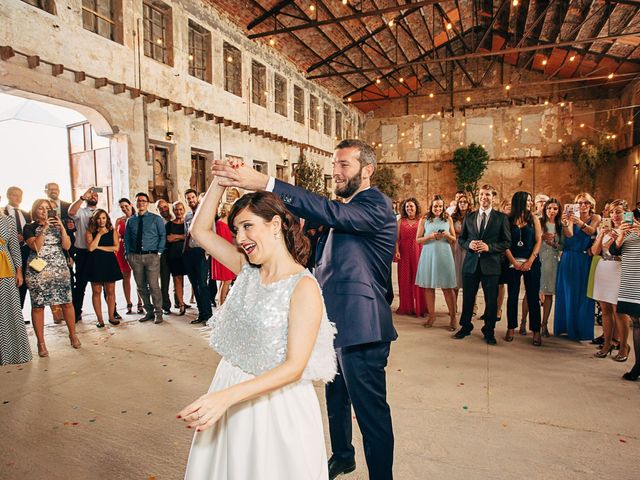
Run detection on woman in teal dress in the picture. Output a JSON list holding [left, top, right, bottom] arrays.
[[415, 195, 457, 330], [554, 193, 601, 341]]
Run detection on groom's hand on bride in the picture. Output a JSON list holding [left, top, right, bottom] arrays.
[[211, 160, 269, 191], [177, 390, 233, 432]]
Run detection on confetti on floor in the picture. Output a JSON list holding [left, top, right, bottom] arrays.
[[620, 439, 627, 443], [168, 379, 173, 382], [463, 406, 468, 410], [121, 410, 127, 414], [3, 401, 9, 405], [147, 411, 153, 415]]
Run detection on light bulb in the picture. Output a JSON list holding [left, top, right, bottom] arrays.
[[309, 4, 315, 11], [429, 93, 434, 98], [580, 123, 585, 128], [542, 59, 547, 65], [399, 77, 404, 83], [569, 55, 575, 62], [505, 85, 511, 90], [446, 23, 452, 30], [269, 39, 275, 46], [376, 78, 381, 84], [466, 96, 471, 102], [608, 73, 614, 79]]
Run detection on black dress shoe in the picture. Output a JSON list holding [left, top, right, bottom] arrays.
[[328, 456, 356, 480], [485, 335, 497, 345], [139, 313, 155, 322], [453, 328, 472, 339], [190, 316, 210, 325], [162, 308, 171, 315]]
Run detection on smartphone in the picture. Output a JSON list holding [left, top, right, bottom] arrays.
[[600, 218, 612, 229], [92, 187, 104, 193], [437, 229, 445, 234], [564, 204, 575, 216], [47, 210, 57, 219], [623, 211, 634, 225]]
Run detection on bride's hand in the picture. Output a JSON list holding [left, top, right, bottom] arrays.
[[177, 390, 234, 432]]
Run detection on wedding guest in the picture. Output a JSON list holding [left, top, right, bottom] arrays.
[[86, 209, 123, 327], [68, 187, 100, 322], [504, 192, 543, 346], [534, 193, 549, 218], [115, 198, 142, 314], [446, 191, 465, 215], [451, 195, 471, 311], [3, 186, 31, 308], [416, 195, 457, 330], [591, 200, 628, 361], [633, 201, 640, 221], [211, 202, 236, 305], [394, 197, 426, 317], [24, 199, 81, 356], [0, 204, 32, 365], [124, 193, 166, 324], [610, 215, 640, 381], [539, 198, 563, 337], [495, 199, 512, 321], [166, 201, 188, 315], [555, 192, 601, 341], [156, 199, 174, 315]]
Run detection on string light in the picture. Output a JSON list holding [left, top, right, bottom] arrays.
[[421, 114, 425, 118], [466, 96, 471, 102], [309, 4, 315, 12], [541, 59, 548, 65], [581, 141, 587, 146], [188, 54, 194, 61], [544, 100, 549, 105], [399, 77, 404, 83], [608, 73, 614, 79], [505, 85, 511, 90], [376, 78, 381, 84], [388, 20, 394, 27], [269, 39, 276, 46], [524, 127, 529, 132], [512, 0, 518, 5], [628, 120, 633, 125], [612, 134, 617, 139], [429, 93, 434, 98], [401, 132, 405, 137], [347, 97, 352, 102], [580, 123, 585, 128], [517, 116, 522, 121], [461, 121, 466, 126], [342, 0, 348, 4], [446, 23, 453, 30], [156, 38, 163, 45], [606, 135, 611, 139], [558, 139, 563, 143], [569, 55, 575, 62], [227, 56, 233, 62]]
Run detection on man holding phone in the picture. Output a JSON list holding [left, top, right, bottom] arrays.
[[68, 187, 100, 322]]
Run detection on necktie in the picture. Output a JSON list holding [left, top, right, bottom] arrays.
[[135, 214, 144, 252], [479, 212, 487, 237], [14, 208, 23, 235]]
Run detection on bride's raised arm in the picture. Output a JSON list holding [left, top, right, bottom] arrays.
[[190, 174, 245, 275]]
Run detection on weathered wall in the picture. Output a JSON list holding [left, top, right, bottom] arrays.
[[364, 62, 638, 207], [0, 0, 361, 209]]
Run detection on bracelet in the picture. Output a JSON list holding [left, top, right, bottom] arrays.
[[580, 223, 588, 231]]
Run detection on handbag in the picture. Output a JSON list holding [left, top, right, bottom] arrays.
[[29, 244, 47, 273], [0, 238, 13, 278]]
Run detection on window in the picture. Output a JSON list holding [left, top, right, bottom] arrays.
[[323, 103, 332, 136], [324, 175, 332, 194], [294, 85, 305, 124], [274, 74, 287, 117], [82, 0, 122, 43], [309, 95, 319, 131], [253, 160, 267, 174], [21, 0, 56, 14], [335, 110, 343, 139], [188, 20, 211, 82], [276, 164, 286, 180], [224, 42, 242, 97], [190, 150, 209, 194], [252, 61, 267, 107], [143, 0, 173, 66]]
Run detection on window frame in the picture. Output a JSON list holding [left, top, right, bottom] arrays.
[[142, 0, 174, 66], [223, 42, 242, 97], [21, 0, 56, 14], [251, 60, 267, 108], [274, 73, 288, 117], [81, 0, 123, 43], [309, 95, 319, 131], [188, 20, 212, 83], [293, 85, 305, 125], [323, 103, 332, 136]]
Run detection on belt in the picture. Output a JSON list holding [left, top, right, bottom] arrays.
[[132, 250, 158, 255]]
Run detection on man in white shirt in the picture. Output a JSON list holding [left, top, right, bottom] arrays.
[[4, 186, 31, 308]]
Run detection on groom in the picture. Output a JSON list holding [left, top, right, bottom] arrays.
[[213, 140, 397, 480]]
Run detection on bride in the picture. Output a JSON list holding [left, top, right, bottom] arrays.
[[178, 168, 337, 479]]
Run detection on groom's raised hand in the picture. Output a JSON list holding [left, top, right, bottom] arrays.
[[211, 160, 270, 191]]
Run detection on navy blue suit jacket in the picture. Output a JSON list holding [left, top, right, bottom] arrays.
[[273, 180, 398, 348]]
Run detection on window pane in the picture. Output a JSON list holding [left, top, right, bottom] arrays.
[[251, 61, 267, 107], [274, 74, 287, 117], [224, 42, 242, 97], [294, 85, 304, 124]]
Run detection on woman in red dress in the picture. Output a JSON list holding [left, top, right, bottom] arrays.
[[211, 202, 236, 305], [394, 198, 427, 317]]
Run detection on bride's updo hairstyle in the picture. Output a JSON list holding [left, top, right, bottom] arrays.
[[228, 191, 311, 266]]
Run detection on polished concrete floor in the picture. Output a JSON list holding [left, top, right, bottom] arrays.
[[1, 278, 638, 480]]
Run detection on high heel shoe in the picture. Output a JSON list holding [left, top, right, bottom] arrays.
[[519, 322, 527, 336], [69, 335, 82, 349], [108, 318, 120, 325], [622, 365, 640, 381], [541, 325, 550, 338], [37, 343, 49, 357], [95, 321, 105, 328], [594, 345, 614, 358], [504, 329, 515, 342], [613, 344, 630, 362], [448, 321, 457, 332], [137, 304, 144, 314], [178, 304, 186, 316], [126, 303, 133, 315], [532, 332, 542, 347]]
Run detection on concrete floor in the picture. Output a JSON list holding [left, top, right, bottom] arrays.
[[1, 279, 639, 480]]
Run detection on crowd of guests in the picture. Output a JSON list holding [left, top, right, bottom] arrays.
[[394, 188, 640, 380], [0, 184, 240, 364]]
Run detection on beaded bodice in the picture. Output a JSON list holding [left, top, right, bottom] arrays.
[[209, 264, 337, 382]]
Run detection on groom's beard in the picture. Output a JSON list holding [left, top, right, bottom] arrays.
[[86, 199, 98, 207], [335, 169, 363, 199]]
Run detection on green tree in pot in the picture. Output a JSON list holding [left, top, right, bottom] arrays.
[[452, 143, 490, 206], [561, 135, 616, 192], [294, 151, 327, 196], [371, 163, 400, 201]]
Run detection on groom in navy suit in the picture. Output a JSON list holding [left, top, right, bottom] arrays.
[[213, 140, 397, 480]]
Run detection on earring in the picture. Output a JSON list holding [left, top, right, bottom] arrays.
[[274, 232, 281, 240]]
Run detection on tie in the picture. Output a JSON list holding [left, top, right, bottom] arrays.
[[14, 208, 23, 235], [135, 214, 144, 252], [479, 212, 487, 237]]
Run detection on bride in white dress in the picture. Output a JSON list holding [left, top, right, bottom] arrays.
[[178, 170, 337, 480]]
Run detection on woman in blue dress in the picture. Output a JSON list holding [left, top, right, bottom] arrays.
[[415, 195, 457, 330], [554, 192, 601, 341]]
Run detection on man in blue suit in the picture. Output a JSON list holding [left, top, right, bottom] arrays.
[[213, 139, 397, 480]]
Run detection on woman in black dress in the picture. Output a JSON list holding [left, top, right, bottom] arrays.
[[86, 209, 123, 327], [166, 201, 187, 315]]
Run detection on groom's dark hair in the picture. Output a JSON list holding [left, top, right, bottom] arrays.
[[336, 139, 376, 169]]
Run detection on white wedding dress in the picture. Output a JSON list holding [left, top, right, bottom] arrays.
[[184, 264, 337, 480]]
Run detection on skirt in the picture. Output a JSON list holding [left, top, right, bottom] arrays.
[[184, 359, 328, 480]]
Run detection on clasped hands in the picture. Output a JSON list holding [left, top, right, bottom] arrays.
[[469, 240, 489, 253], [210, 159, 269, 191]]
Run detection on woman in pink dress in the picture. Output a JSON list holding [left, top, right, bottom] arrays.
[[211, 203, 237, 305], [394, 198, 426, 317], [115, 198, 142, 314]]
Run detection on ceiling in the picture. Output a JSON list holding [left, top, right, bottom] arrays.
[[212, 0, 640, 112]]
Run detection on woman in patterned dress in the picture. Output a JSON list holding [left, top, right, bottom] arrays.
[[539, 198, 563, 337], [0, 209, 32, 365], [394, 198, 426, 317], [24, 199, 81, 357]]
